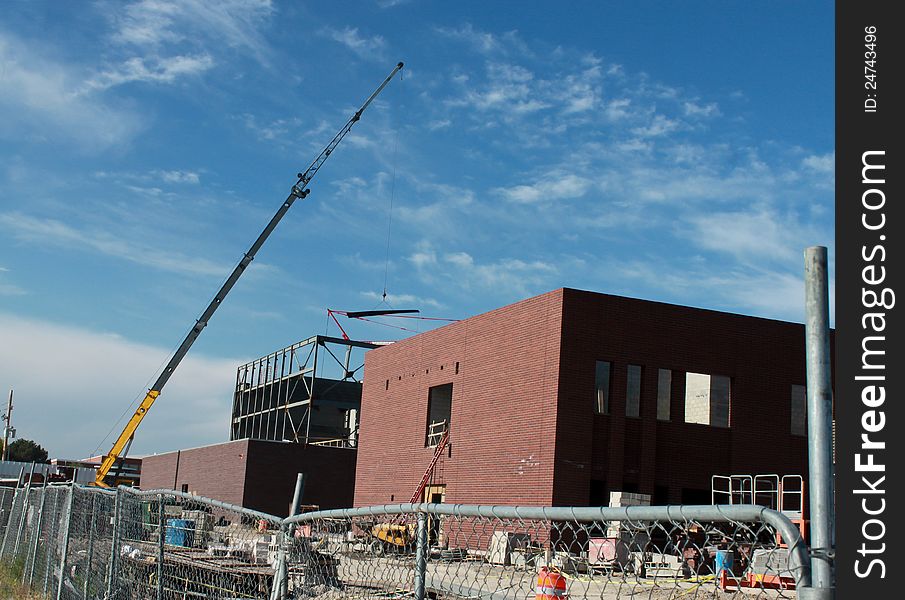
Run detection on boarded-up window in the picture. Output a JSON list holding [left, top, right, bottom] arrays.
[[626, 365, 641, 417], [657, 369, 672, 421], [684, 372, 731, 427], [595, 361, 611, 414], [791, 384, 807, 436]]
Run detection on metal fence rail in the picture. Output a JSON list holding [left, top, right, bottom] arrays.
[[0, 483, 817, 599]]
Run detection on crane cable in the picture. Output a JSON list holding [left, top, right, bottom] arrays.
[[380, 69, 403, 306]]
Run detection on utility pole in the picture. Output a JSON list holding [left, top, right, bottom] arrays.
[[2, 389, 12, 461]]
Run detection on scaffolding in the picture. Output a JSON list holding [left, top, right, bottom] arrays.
[[230, 335, 377, 445]]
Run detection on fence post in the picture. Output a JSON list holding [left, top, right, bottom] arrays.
[[56, 485, 75, 600], [105, 488, 122, 600], [158, 492, 165, 600], [42, 488, 60, 596], [414, 511, 428, 600], [801, 246, 835, 600], [25, 481, 48, 586], [0, 485, 20, 556], [268, 529, 287, 600], [13, 462, 36, 556], [82, 494, 97, 600]]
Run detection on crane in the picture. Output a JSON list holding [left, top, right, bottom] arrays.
[[94, 62, 405, 487]]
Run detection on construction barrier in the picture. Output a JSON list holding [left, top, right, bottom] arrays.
[[0, 483, 817, 599]]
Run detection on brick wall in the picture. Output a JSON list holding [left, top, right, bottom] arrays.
[[354, 289, 565, 507], [556, 288, 834, 505], [140, 439, 357, 516], [140, 439, 249, 507]]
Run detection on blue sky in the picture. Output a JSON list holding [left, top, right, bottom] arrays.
[[0, 1, 834, 459]]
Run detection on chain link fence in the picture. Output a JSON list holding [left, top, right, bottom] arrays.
[[0, 484, 815, 599]]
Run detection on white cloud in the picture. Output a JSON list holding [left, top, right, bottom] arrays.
[[435, 24, 529, 57], [359, 290, 443, 310], [428, 119, 452, 131], [802, 152, 834, 174], [632, 114, 681, 137], [0, 212, 228, 277], [683, 101, 720, 118], [0, 32, 142, 149], [158, 170, 201, 184], [0, 265, 26, 296], [110, 0, 274, 58], [0, 313, 243, 458], [682, 209, 803, 263], [82, 54, 214, 92], [322, 26, 386, 59], [496, 173, 592, 204], [409, 242, 557, 300]]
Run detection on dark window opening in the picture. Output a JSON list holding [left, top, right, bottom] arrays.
[[426, 383, 452, 447], [626, 365, 642, 418], [681, 487, 710, 505], [657, 369, 672, 421], [653, 485, 670, 506], [455, 362, 460, 374], [589, 479, 609, 506], [594, 361, 611, 414], [621, 481, 640, 494], [181, 484, 189, 493], [791, 384, 807, 436]]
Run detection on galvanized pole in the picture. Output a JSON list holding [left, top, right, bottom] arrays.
[[157, 493, 165, 600], [105, 488, 122, 599], [13, 462, 36, 556], [42, 488, 61, 596], [290, 473, 305, 516], [413, 511, 428, 600], [56, 485, 75, 600], [26, 481, 47, 586], [802, 246, 835, 600], [82, 494, 97, 599], [0, 485, 19, 556]]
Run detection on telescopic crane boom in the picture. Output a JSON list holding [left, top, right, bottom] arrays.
[[94, 62, 404, 487]]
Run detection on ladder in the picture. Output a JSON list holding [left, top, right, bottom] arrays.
[[410, 430, 449, 503]]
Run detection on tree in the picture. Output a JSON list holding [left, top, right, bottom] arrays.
[[6, 439, 49, 463]]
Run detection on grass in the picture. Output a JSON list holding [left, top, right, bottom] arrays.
[[0, 557, 44, 599]]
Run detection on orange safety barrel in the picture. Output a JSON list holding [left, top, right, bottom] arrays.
[[536, 567, 567, 600]]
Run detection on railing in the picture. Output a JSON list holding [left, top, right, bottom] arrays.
[[0, 483, 817, 599]]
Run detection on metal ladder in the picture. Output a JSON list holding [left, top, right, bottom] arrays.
[[410, 430, 450, 503]]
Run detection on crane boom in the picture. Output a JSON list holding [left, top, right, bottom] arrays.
[[94, 62, 404, 487]]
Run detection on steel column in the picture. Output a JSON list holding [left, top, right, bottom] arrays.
[[25, 482, 47, 586], [804, 246, 835, 595], [56, 485, 75, 600]]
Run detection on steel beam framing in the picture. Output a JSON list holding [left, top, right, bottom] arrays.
[[230, 335, 376, 444]]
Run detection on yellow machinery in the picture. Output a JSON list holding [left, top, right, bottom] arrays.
[[93, 62, 404, 487]]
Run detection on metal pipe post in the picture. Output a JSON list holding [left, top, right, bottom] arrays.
[[413, 511, 428, 600], [83, 494, 97, 599], [290, 473, 305, 516], [804, 246, 835, 595], [157, 493, 165, 600], [105, 489, 122, 599], [0, 486, 19, 556], [13, 462, 36, 555], [43, 488, 61, 595], [25, 481, 47, 586], [56, 485, 75, 600]]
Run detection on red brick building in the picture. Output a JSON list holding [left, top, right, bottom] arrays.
[[141, 439, 356, 517], [353, 288, 831, 508]]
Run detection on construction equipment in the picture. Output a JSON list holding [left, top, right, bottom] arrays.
[[93, 62, 405, 487]]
